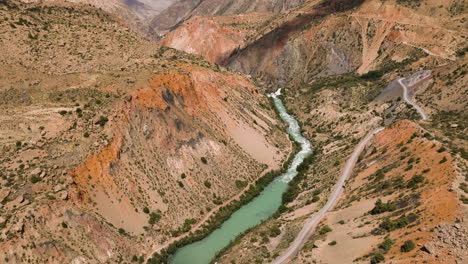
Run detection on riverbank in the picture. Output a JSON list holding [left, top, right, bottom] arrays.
[[147, 92, 309, 264]]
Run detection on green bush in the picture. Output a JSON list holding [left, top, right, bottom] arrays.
[[319, 225, 332, 235], [142, 207, 150, 214], [379, 213, 418, 232], [235, 180, 248, 189], [328, 240, 337, 246], [148, 211, 161, 225], [96, 116, 109, 127], [269, 225, 281, 237], [370, 199, 396, 215], [30, 176, 41, 183], [401, 240, 415, 252], [370, 252, 385, 264], [200, 157, 207, 164], [311, 195, 320, 202], [379, 237, 394, 253], [407, 174, 424, 188], [204, 180, 211, 188]]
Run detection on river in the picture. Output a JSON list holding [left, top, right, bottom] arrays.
[[170, 89, 313, 264]]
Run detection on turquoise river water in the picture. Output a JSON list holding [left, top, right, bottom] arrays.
[[170, 89, 313, 264]]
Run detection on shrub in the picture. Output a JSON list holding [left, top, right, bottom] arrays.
[[181, 173, 186, 179], [370, 252, 385, 264], [319, 225, 332, 235], [59, 110, 67, 116], [439, 156, 447, 164], [61, 222, 68, 228], [401, 240, 415, 252], [437, 147, 446, 153], [96, 116, 109, 127], [200, 157, 207, 164], [328, 240, 337, 246], [148, 211, 161, 225], [379, 237, 394, 253], [235, 180, 248, 189], [177, 181, 184, 188], [143, 207, 149, 214], [407, 174, 424, 188], [30, 176, 41, 183], [370, 199, 396, 215], [269, 226, 281, 237], [204, 180, 211, 188], [379, 213, 418, 232], [118, 228, 125, 235], [83, 132, 90, 138]]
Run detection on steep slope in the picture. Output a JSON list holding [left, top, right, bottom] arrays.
[[149, 0, 306, 36], [21, 0, 306, 39], [160, 13, 274, 64], [160, 0, 468, 263], [0, 1, 288, 263], [225, 0, 466, 87]]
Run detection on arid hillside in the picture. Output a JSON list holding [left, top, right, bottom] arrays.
[[21, 0, 306, 39], [157, 0, 468, 263], [0, 1, 289, 263]]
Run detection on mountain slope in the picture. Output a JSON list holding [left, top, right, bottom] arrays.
[[157, 0, 467, 263], [0, 1, 288, 263]]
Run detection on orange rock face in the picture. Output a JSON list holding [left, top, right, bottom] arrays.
[[161, 14, 272, 63]]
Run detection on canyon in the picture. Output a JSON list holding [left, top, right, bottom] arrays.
[[1, 0, 467, 264]]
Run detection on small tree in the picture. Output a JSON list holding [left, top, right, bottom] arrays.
[[201, 157, 207, 164]]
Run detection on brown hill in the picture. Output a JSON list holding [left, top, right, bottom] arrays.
[[0, 1, 288, 263]]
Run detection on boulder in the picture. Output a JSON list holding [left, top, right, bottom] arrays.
[[422, 242, 437, 255], [31, 168, 42, 175], [0, 189, 10, 202]]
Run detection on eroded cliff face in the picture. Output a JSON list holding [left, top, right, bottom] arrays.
[[162, 0, 465, 89], [160, 14, 274, 64], [70, 65, 285, 237], [0, 1, 288, 263]]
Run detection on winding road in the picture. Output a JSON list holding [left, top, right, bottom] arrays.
[[271, 76, 429, 263], [271, 127, 384, 264], [398, 78, 428, 121]]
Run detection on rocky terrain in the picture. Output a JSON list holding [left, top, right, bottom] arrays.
[[21, 0, 306, 39], [159, 0, 467, 263], [0, 1, 289, 263], [1, 0, 467, 263]]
